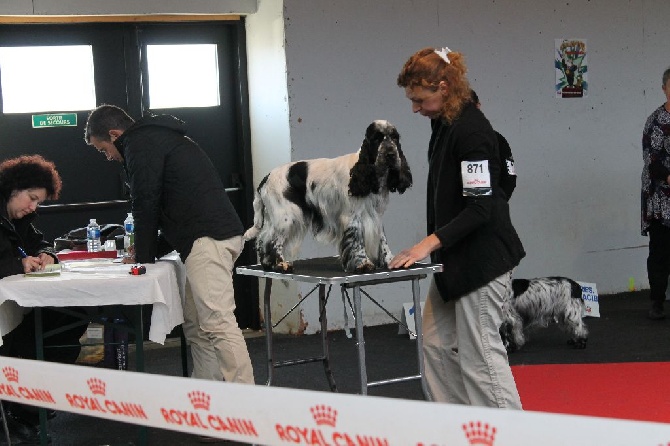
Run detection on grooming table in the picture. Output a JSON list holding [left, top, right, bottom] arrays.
[[236, 257, 442, 395]]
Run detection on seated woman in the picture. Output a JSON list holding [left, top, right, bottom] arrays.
[[0, 155, 88, 443]]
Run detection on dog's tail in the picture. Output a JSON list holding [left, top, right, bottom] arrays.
[[243, 176, 268, 241]]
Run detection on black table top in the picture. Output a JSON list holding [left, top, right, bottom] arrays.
[[236, 256, 442, 285]]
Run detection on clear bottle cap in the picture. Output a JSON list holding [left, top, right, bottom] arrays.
[[90, 218, 97, 224]]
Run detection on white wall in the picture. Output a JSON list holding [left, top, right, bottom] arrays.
[[280, 0, 670, 332], [2, 0, 668, 334], [245, 1, 299, 333]]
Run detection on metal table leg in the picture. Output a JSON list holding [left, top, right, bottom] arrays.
[[319, 284, 337, 391], [263, 279, 338, 391], [132, 306, 148, 446], [350, 278, 427, 396], [34, 309, 49, 446], [411, 278, 428, 398], [352, 285, 368, 395], [179, 327, 188, 377], [264, 278, 274, 386], [133, 306, 144, 373]]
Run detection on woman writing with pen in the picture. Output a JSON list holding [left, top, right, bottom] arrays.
[[0, 155, 60, 275], [0, 155, 87, 444]]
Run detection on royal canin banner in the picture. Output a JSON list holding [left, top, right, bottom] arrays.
[[1, 356, 669, 446]]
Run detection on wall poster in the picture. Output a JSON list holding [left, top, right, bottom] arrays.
[[555, 38, 588, 98]]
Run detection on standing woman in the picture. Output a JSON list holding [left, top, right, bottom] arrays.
[[0, 155, 86, 442], [390, 47, 525, 408], [641, 67, 670, 320]]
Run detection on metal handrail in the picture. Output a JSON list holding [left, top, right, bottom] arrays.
[[37, 187, 243, 214]]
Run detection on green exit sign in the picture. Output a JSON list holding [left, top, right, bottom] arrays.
[[32, 113, 78, 128]]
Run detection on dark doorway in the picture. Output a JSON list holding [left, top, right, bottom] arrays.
[[0, 21, 259, 329]]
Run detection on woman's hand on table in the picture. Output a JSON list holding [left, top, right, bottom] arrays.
[[389, 234, 442, 269], [22, 253, 55, 272], [38, 253, 55, 267], [21, 255, 43, 273]]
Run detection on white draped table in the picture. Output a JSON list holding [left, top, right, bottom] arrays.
[[0, 252, 185, 346]]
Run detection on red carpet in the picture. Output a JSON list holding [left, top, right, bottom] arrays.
[[512, 362, 670, 423]]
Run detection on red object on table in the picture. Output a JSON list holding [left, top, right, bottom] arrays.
[[57, 250, 118, 260]]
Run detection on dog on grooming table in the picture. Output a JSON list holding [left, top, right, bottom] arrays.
[[243, 120, 412, 274]]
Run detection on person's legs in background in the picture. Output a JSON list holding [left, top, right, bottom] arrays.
[[182, 236, 254, 384], [647, 220, 670, 320]]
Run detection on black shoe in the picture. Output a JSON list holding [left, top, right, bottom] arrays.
[[648, 307, 666, 320]]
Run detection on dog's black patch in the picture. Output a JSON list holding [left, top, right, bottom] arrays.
[[511, 278, 530, 297], [284, 162, 308, 200], [284, 162, 323, 233]]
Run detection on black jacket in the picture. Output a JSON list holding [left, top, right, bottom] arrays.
[[0, 200, 57, 278], [114, 114, 244, 263], [427, 103, 525, 301]]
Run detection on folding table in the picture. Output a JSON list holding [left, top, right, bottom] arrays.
[[0, 252, 186, 446], [236, 257, 442, 396]]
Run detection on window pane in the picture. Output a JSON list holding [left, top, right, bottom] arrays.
[[147, 44, 220, 109], [0, 45, 96, 113]]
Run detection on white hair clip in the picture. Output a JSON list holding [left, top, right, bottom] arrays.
[[434, 47, 452, 64]]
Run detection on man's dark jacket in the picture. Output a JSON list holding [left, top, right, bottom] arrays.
[[428, 103, 525, 301], [114, 115, 244, 263]]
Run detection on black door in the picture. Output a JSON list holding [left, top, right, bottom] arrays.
[[0, 21, 259, 329]]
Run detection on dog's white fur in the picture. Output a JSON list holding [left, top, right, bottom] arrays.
[[499, 277, 588, 352], [243, 120, 412, 273]]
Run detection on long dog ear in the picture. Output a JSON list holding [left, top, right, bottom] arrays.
[[388, 146, 413, 194], [349, 138, 380, 197]]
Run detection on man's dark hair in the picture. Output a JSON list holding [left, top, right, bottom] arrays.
[[84, 104, 135, 143], [0, 155, 62, 200]]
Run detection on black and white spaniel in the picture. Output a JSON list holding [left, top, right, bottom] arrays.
[[499, 277, 589, 352], [243, 120, 412, 273]]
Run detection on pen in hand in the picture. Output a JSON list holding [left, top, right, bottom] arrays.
[[18, 247, 43, 272]]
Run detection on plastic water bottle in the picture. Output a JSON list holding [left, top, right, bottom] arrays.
[[87, 218, 101, 252], [123, 212, 134, 252]]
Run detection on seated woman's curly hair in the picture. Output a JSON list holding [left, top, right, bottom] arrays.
[[0, 155, 62, 201]]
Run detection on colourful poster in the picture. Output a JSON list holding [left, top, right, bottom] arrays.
[[555, 38, 588, 98]]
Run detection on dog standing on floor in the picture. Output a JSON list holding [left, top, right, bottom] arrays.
[[499, 277, 589, 352], [244, 120, 412, 274]]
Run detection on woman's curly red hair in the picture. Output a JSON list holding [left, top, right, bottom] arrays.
[[397, 47, 471, 123]]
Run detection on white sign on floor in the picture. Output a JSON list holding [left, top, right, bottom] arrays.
[[577, 281, 600, 318]]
